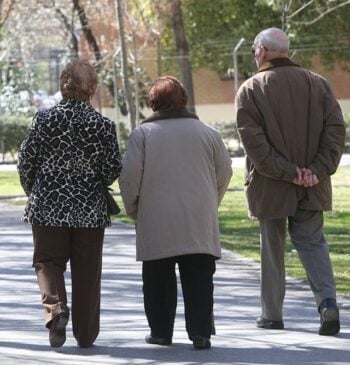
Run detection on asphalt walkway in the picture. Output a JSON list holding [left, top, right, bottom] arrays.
[[0, 203, 349, 365]]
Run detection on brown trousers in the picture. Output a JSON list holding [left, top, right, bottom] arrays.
[[32, 225, 104, 347]]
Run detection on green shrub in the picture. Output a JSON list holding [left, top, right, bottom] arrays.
[[344, 113, 350, 153], [0, 114, 31, 161], [211, 122, 244, 157], [117, 121, 129, 156]]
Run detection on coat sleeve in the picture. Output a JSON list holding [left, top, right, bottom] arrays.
[[101, 121, 122, 186], [308, 81, 345, 178], [17, 113, 41, 196], [235, 86, 297, 182], [213, 132, 233, 204], [118, 128, 145, 220]]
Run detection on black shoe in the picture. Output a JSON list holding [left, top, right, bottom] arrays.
[[192, 335, 211, 350], [256, 316, 284, 329], [318, 298, 340, 336], [145, 335, 172, 346], [77, 341, 94, 348], [49, 312, 69, 348]]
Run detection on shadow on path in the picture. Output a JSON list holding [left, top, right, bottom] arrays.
[[0, 204, 349, 365]]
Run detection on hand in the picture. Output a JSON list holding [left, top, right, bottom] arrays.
[[301, 168, 319, 187], [293, 167, 304, 186], [293, 167, 319, 187]]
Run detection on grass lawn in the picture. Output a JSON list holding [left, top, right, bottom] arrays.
[[220, 166, 350, 297], [1, 166, 350, 296]]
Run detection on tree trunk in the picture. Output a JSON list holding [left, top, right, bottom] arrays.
[[115, 0, 136, 130], [280, 0, 287, 32], [169, 0, 196, 113], [72, 0, 102, 62], [55, 7, 79, 58]]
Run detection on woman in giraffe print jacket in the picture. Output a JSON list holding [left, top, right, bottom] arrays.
[[18, 60, 121, 348]]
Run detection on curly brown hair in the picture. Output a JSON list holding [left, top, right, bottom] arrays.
[[60, 60, 97, 102]]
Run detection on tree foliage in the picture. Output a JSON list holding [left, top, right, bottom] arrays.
[[159, 0, 350, 76], [160, 0, 280, 76], [281, 0, 350, 70], [1, 0, 349, 120]]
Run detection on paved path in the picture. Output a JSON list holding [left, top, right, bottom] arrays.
[[0, 204, 349, 365]]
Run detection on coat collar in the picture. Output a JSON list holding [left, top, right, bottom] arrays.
[[59, 99, 91, 108], [141, 107, 199, 124], [257, 57, 300, 73]]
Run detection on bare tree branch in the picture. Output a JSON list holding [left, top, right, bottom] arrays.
[[287, 0, 314, 20], [115, 0, 137, 129], [128, 0, 158, 55], [54, 3, 79, 57], [0, 0, 15, 29], [292, 0, 350, 26]]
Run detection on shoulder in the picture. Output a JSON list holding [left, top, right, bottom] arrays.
[[181, 117, 222, 137], [305, 69, 330, 86], [199, 120, 221, 136], [186, 118, 225, 144], [32, 106, 57, 127], [298, 69, 335, 97], [236, 75, 263, 101], [99, 113, 116, 129], [36, 104, 57, 119], [128, 124, 147, 141], [81, 105, 117, 133]]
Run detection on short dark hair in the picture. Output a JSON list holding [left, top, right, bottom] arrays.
[[149, 76, 188, 111], [60, 60, 97, 102]]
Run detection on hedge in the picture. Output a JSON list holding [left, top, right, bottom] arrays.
[[0, 114, 31, 161]]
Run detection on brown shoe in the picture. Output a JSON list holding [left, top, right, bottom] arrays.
[[49, 312, 69, 347]]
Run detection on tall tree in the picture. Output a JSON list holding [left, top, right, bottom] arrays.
[[72, 0, 102, 62], [53, 3, 79, 58], [115, 0, 137, 130], [160, 0, 279, 80], [168, 0, 195, 113]]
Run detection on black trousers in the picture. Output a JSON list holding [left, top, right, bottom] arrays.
[[142, 254, 216, 340], [32, 225, 104, 347]]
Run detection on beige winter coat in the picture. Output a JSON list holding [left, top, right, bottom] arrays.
[[119, 109, 232, 261], [235, 58, 345, 219]]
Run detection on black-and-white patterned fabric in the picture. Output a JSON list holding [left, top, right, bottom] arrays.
[[18, 99, 122, 228]]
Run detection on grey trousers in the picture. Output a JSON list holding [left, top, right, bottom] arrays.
[[259, 209, 336, 321]]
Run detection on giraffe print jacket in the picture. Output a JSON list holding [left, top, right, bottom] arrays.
[[18, 99, 122, 228]]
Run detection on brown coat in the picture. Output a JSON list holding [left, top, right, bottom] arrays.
[[235, 58, 345, 219], [119, 110, 232, 261]]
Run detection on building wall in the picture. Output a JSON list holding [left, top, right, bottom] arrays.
[[311, 56, 350, 100]]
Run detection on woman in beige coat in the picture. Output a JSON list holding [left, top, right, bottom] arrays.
[[119, 76, 232, 349]]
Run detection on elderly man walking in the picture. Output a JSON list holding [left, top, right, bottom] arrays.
[[235, 27, 345, 335]]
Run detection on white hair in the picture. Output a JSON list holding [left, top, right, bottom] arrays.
[[255, 27, 290, 52]]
